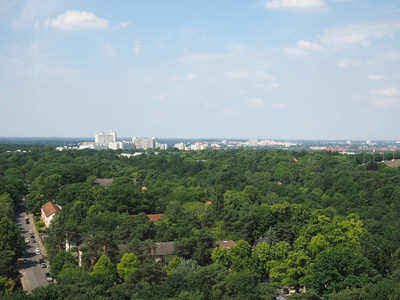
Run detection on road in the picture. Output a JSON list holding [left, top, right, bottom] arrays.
[[17, 200, 49, 293]]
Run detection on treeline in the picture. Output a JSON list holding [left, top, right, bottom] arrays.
[[1, 146, 400, 299]]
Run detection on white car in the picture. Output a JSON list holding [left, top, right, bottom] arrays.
[[35, 248, 40, 252], [25, 238, 30, 243], [35, 250, 41, 255]]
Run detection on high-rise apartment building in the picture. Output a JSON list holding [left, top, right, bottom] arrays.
[[132, 137, 156, 150], [95, 132, 116, 144]]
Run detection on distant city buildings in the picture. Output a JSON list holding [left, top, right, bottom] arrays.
[[248, 139, 258, 147], [95, 132, 116, 144], [53, 132, 400, 155], [132, 137, 156, 150], [56, 133, 168, 151]]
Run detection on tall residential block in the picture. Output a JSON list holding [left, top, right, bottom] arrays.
[[95, 132, 116, 144]]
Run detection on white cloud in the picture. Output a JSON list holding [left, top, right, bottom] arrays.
[[370, 88, 398, 97], [272, 102, 288, 108], [369, 97, 399, 108], [337, 60, 360, 68], [367, 74, 385, 80], [186, 73, 196, 80], [119, 21, 129, 28], [297, 40, 322, 50], [45, 10, 109, 31], [284, 47, 307, 56], [265, 0, 325, 10], [247, 98, 265, 106], [320, 21, 400, 51], [204, 101, 212, 108], [222, 107, 238, 115], [225, 70, 274, 81], [155, 39, 165, 47], [0, 96, 3, 103], [285, 40, 322, 56], [133, 40, 141, 53], [152, 94, 166, 100]]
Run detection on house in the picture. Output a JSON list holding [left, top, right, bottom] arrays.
[[154, 242, 174, 258], [41, 201, 61, 228], [217, 240, 236, 251], [131, 214, 165, 222], [92, 178, 114, 188], [253, 238, 268, 248]]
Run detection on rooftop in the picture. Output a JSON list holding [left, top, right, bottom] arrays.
[[41, 201, 61, 217]]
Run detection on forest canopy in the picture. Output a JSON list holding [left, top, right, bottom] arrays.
[[1, 145, 400, 299]]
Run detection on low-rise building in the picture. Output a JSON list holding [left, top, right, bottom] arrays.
[[41, 202, 61, 228]]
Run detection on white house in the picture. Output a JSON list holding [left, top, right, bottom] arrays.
[[41, 201, 61, 228]]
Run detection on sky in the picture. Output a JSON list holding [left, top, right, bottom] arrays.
[[0, 0, 399, 140]]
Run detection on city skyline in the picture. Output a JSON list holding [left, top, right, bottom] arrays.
[[0, 1, 399, 140]]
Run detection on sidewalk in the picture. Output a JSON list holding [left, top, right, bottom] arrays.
[[28, 213, 48, 256]]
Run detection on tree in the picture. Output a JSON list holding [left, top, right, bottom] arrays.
[[91, 255, 116, 283], [0, 217, 24, 252], [211, 246, 230, 268], [253, 241, 274, 276], [0, 193, 14, 220], [117, 253, 139, 281], [270, 250, 311, 293], [306, 247, 373, 295], [230, 240, 253, 272], [212, 269, 260, 299], [50, 251, 77, 279]]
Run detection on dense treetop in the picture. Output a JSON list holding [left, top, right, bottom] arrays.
[[1, 145, 400, 299]]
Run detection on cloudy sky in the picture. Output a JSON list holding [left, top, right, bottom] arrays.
[[0, 0, 399, 140]]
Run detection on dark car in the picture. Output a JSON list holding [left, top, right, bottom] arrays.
[[31, 239, 36, 243], [30, 233, 35, 238], [39, 258, 45, 264], [23, 259, 28, 264], [283, 287, 290, 294], [45, 272, 51, 278], [25, 219, 29, 224]]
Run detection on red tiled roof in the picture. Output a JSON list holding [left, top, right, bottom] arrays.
[[131, 214, 165, 222], [148, 214, 165, 222], [217, 240, 236, 249], [41, 201, 61, 217]]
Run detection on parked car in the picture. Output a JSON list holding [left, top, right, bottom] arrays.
[[35, 250, 41, 255], [39, 258, 45, 264], [45, 272, 51, 278], [29, 230, 33, 234], [30, 233, 35, 238], [23, 259, 28, 264], [41, 263, 46, 268], [25, 238, 29, 243], [283, 287, 290, 295], [31, 239, 36, 243], [25, 219, 29, 224], [46, 278, 53, 282]]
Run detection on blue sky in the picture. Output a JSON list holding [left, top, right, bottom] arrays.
[[0, 0, 399, 140]]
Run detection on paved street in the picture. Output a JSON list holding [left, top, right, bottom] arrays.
[[17, 199, 50, 293]]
